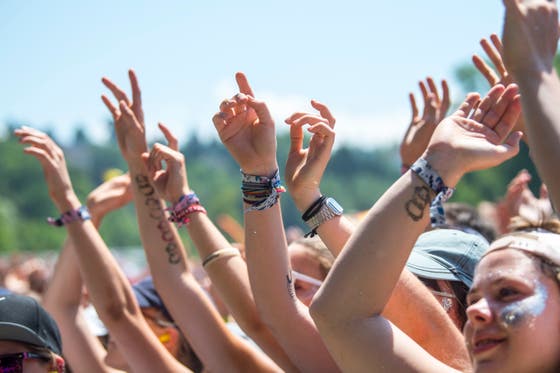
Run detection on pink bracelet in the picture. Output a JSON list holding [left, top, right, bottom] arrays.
[[167, 193, 207, 226], [47, 206, 91, 227]]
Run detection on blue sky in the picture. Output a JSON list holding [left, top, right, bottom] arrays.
[[0, 1, 505, 148]]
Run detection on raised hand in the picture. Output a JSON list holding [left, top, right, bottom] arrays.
[[400, 77, 450, 168], [142, 123, 190, 204], [14, 126, 79, 210], [212, 72, 278, 175], [284, 100, 336, 210], [101, 69, 148, 164], [502, 0, 559, 78], [86, 173, 133, 226], [424, 84, 523, 187]]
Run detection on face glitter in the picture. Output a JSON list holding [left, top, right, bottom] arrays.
[[499, 281, 548, 329]]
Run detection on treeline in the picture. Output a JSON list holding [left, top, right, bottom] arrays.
[[0, 122, 539, 252]]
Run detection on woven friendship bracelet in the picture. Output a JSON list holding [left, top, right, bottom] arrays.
[[410, 158, 454, 226], [47, 206, 91, 227], [167, 192, 207, 227], [241, 169, 286, 212]]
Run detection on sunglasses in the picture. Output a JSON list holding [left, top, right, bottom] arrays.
[[0, 352, 51, 373]]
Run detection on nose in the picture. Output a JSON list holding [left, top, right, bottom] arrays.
[[466, 297, 493, 325]]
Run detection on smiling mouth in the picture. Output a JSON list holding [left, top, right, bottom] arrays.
[[473, 338, 505, 355]]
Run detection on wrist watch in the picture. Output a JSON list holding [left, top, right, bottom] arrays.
[[305, 197, 343, 231]]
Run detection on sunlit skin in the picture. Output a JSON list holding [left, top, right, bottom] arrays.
[[0, 341, 52, 373], [463, 249, 560, 373], [288, 243, 325, 306]]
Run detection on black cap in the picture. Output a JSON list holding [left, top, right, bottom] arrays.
[[0, 294, 62, 355]]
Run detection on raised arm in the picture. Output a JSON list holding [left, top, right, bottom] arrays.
[[502, 0, 560, 208], [42, 173, 132, 373], [15, 126, 189, 373], [102, 70, 280, 373], [310, 84, 522, 371], [143, 123, 296, 372], [213, 72, 339, 372], [285, 101, 469, 369]]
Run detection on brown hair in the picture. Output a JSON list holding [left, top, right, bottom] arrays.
[[292, 236, 335, 279]]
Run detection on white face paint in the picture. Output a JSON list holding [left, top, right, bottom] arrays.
[[499, 280, 548, 329]]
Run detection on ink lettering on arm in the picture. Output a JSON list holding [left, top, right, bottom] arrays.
[[286, 271, 296, 299], [405, 185, 430, 221], [135, 175, 181, 264]]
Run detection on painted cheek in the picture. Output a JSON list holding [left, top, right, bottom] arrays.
[[499, 282, 548, 329]]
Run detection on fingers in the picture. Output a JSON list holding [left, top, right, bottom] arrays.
[[480, 84, 519, 128], [409, 93, 419, 119], [419, 80, 429, 108], [158, 122, 179, 151], [490, 33, 504, 56], [289, 121, 304, 154], [540, 183, 549, 200], [235, 72, 255, 97], [310, 100, 336, 126], [453, 93, 481, 118], [246, 95, 273, 124], [481, 35, 507, 78], [101, 77, 131, 106], [440, 80, 451, 115], [101, 95, 120, 118], [426, 77, 440, 103], [472, 54, 500, 86], [471, 84, 506, 122], [23, 147, 52, 167], [493, 93, 521, 141], [129, 69, 142, 110]]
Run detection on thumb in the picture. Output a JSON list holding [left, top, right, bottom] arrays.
[[246, 96, 274, 125]]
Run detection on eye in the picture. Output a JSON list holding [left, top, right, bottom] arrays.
[[498, 287, 519, 300]]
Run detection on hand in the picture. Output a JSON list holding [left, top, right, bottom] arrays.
[[142, 123, 190, 204], [101, 69, 148, 164], [502, 0, 559, 78], [473, 34, 526, 136], [212, 72, 278, 175], [86, 173, 133, 226], [424, 84, 523, 187], [14, 126, 80, 211], [496, 169, 553, 232], [400, 77, 450, 168], [284, 100, 336, 211]]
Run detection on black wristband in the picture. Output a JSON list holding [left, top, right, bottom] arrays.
[[301, 196, 326, 221]]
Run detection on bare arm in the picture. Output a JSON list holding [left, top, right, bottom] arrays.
[[502, 0, 560, 208], [213, 73, 340, 372], [310, 86, 522, 371], [15, 126, 189, 373], [102, 70, 280, 373]]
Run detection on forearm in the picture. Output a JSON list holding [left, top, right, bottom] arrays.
[[245, 202, 339, 372], [311, 171, 433, 323], [516, 70, 560, 208], [186, 212, 297, 372]]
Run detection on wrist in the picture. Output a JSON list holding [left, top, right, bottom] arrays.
[[422, 151, 462, 188], [170, 186, 192, 205], [53, 193, 82, 213], [240, 162, 279, 177], [293, 190, 323, 213]]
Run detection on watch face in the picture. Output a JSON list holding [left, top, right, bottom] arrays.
[[325, 198, 343, 215]]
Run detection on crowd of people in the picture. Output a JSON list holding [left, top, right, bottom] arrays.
[[1, 0, 560, 371]]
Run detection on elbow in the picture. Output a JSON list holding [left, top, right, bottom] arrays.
[[309, 291, 333, 330]]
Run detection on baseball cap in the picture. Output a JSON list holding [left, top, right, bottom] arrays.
[[132, 277, 173, 321], [485, 229, 560, 265], [406, 229, 488, 288], [0, 293, 62, 355]]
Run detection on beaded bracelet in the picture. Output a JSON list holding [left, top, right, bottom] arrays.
[[47, 206, 91, 227], [241, 169, 286, 212], [167, 192, 207, 227], [410, 157, 454, 226]]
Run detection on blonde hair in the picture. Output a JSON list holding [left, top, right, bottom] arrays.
[[291, 236, 335, 279]]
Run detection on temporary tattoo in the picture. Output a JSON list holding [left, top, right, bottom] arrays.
[[135, 174, 180, 264], [405, 185, 430, 221], [286, 271, 296, 299]]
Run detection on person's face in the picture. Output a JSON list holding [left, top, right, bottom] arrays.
[[0, 341, 52, 373], [288, 243, 324, 306], [463, 249, 560, 373]]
